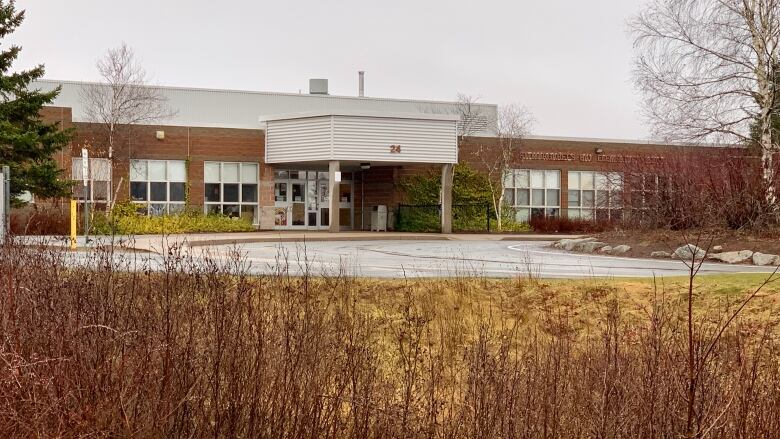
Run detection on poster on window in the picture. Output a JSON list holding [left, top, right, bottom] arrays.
[[274, 207, 287, 226]]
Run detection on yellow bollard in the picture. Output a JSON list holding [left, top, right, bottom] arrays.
[[70, 199, 77, 250]]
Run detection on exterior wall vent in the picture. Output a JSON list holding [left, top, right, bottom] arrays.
[[309, 78, 329, 95]]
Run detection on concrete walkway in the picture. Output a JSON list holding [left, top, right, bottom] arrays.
[[20, 231, 584, 253]]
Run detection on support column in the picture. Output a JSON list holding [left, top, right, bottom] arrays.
[[329, 160, 340, 232], [440, 163, 453, 234]]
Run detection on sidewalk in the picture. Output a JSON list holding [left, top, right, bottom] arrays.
[[21, 231, 582, 253]]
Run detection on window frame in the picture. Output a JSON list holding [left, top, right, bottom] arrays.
[[129, 159, 187, 215], [72, 157, 112, 204], [567, 171, 623, 221], [203, 161, 259, 224], [503, 169, 561, 223]]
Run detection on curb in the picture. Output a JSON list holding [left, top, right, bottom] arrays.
[[186, 234, 453, 247]]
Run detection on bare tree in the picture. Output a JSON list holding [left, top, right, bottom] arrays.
[[630, 0, 780, 206], [455, 93, 491, 140], [472, 104, 534, 231], [80, 42, 174, 206]]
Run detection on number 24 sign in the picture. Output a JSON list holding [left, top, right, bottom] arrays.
[[389, 144, 402, 154]]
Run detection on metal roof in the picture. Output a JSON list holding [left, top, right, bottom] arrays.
[[33, 79, 497, 135], [258, 110, 460, 122]]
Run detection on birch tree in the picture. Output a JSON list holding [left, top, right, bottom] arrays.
[[80, 43, 174, 205], [630, 0, 780, 207], [472, 104, 534, 230]]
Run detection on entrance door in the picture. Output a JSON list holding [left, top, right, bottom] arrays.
[[289, 180, 307, 227], [273, 169, 352, 230], [338, 182, 353, 231], [318, 179, 329, 229], [274, 179, 289, 227]]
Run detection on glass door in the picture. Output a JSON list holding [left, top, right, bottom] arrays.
[[339, 182, 353, 230], [289, 180, 307, 227], [307, 179, 319, 228], [318, 179, 329, 229], [274, 179, 289, 227], [273, 169, 353, 230]]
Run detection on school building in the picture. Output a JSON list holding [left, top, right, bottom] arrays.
[[35, 77, 692, 232]]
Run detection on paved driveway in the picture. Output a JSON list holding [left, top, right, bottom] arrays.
[[187, 240, 778, 279]]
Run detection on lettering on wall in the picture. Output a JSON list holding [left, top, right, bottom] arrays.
[[518, 151, 665, 163], [389, 144, 402, 154]]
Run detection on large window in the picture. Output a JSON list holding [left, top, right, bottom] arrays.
[[72, 158, 111, 204], [503, 169, 560, 222], [568, 171, 622, 220], [204, 162, 259, 224], [130, 160, 186, 215]]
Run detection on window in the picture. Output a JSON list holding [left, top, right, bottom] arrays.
[[504, 169, 560, 222], [72, 158, 111, 204], [568, 171, 623, 221], [204, 162, 259, 224], [130, 159, 186, 215]]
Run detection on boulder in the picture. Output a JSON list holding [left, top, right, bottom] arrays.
[[611, 245, 631, 255], [573, 241, 608, 253], [554, 237, 596, 251], [598, 246, 613, 254], [650, 251, 671, 258], [708, 250, 753, 264], [712, 245, 723, 252], [752, 252, 780, 266], [674, 244, 707, 260]]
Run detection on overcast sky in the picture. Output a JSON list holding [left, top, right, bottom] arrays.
[[14, 0, 650, 139]]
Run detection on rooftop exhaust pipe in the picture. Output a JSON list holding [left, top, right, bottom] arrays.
[[358, 71, 365, 97]]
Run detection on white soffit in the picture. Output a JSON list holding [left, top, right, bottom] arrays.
[[264, 112, 458, 164]]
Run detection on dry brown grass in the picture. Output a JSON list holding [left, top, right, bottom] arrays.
[[1, 243, 779, 438]]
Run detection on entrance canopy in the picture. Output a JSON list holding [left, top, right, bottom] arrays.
[[260, 110, 458, 165]]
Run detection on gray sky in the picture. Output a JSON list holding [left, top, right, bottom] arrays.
[[15, 0, 649, 139]]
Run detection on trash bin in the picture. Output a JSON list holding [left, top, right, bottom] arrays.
[[370, 205, 388, 231]]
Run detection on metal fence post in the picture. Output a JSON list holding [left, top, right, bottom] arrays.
[[3, 166, 9, 237], [486, 203, 491, 233]]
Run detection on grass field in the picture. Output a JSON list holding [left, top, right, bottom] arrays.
[[347, 273, 780, 334]]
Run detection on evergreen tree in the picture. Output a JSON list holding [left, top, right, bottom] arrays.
[[0, 0, 72, 203]]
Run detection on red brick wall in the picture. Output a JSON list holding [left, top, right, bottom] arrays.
[[39, 106, 74, 183], [41, 105, 716, 229]]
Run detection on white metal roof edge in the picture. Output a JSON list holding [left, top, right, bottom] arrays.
[[259, 110, 460, 122], [469, 134, 730, 148], [35, 78, 497, 110]]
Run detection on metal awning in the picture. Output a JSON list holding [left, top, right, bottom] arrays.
[[260, 110, 458, 165]]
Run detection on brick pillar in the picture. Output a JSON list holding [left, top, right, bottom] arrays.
[[259, 163, 275, 229]]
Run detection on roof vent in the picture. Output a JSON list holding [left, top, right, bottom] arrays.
[[309, 78, 328, 95]]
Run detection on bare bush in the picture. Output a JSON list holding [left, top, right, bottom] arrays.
[[621, 150, 780, 230], [0, 242, 779, 437]]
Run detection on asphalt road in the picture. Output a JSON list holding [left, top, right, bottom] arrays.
[[147, 240, 779, 279]]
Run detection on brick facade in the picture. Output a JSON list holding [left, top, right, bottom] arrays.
[[40, 105, 703, 230]]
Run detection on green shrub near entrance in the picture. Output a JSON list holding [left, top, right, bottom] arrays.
[[397, 164, 529, 232], [92, 202, 255, 235]]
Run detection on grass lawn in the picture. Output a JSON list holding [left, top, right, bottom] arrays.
[[345, 272, 780, 339]]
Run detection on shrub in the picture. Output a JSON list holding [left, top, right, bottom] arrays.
[[621, 149, 780, 230], [9, 204, 70, 235], [92, 202, 255, 235], [398, 164, 528, 232], [529, 215, 618, 233], [1, 243, 779, 437]]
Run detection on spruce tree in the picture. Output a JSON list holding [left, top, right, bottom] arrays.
[[0, 0, 72, 203]]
